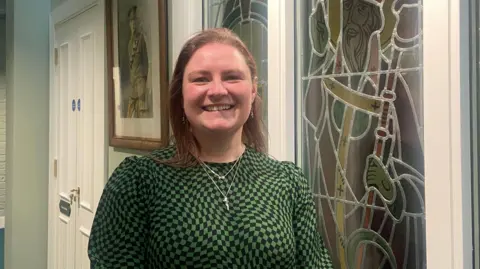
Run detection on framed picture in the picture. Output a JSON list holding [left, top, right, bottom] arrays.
[[106, 0, 169, 150]]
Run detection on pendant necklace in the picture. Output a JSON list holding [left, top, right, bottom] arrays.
[[199, 153, 243, 211], [201, 154, 241, 180]]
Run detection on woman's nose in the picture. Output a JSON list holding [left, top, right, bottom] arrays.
[[207, 79, 228, 97]]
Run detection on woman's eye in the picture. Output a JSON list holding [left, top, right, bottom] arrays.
[[193, 77, 209, 83], [224, 75, 241, 81]]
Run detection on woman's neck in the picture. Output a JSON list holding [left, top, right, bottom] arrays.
[[194, 131, 245, 163]]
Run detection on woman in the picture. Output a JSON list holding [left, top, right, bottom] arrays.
[[88, 28, 333, 268]]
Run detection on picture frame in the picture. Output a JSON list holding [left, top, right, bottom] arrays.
[[106, 0, 169, 151]]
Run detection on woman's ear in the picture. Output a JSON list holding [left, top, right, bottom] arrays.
[[252, 76, 258, 100]]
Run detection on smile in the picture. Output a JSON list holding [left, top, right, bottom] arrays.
[[203, 105, 234, 111]]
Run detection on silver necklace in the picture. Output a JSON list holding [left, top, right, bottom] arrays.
[[200, 154, 243, 211], [200, 155, 241, 180]]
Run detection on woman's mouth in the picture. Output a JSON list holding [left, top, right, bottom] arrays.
[[202, 105, 234, 111]]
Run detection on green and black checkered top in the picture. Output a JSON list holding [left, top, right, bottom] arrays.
[[88, 145, 333, 269]]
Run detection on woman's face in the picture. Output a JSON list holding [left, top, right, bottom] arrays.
[[182, 43, 257, 137]]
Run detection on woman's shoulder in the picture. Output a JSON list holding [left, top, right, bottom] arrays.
[[112, 145, 177, 176], [246, 147, 282, 169], [247, 148, 306, 183], [279, 160, 305, 178], [106, 155, 157, 193], [102, 147, 179, 204], [150, 144, 176, 160]]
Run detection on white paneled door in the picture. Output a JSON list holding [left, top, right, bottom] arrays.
[[51, 3, 105, 269]]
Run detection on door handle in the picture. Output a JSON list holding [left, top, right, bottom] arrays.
[[70, 187, 80, 195], [69, 193, 76, 204], [70, 187, 80, 204]]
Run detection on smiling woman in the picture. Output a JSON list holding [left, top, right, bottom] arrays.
[[182, 42, 257, 159], [166, 28, 266, 166], [88, 28, 333, 269]]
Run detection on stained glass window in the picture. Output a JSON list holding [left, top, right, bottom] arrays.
[[297, 0, 425, 268], [204, 0, 268, 125]]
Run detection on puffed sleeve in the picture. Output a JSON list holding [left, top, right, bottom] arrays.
[[282, 162, 334, 269], [88, 156, 152, 268]]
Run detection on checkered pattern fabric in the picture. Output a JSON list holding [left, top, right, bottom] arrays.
[[88, 145, 333, 268]]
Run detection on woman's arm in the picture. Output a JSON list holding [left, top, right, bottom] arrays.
[[88, 156, 151, 268], [283, 162, 334, 269]]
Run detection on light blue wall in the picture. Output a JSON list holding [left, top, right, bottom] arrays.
[[0, 0, 7, 221], [51, 0, 66, 11], [0, 10, 5, 73], [5, 0, 50, 268], [0, 0, 5, 268]]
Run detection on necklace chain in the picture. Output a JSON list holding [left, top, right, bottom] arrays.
[[200, 155, 241, 180], [199, 151, 244, 211]]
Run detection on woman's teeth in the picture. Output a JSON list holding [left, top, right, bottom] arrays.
[[204, 105, 233, 111]]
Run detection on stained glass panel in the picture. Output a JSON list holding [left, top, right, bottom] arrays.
[[297, 0, 425, 268], [204, 0, 268, 125]]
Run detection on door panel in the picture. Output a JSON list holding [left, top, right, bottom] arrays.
[[53, 4, 105, 269], [55, 28, 77, 269], [74, 5, 104, 269]]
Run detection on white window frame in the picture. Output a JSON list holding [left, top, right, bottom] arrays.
[[169, 0, 203, 76], [267, 0, 296, 162], [424, 0, 473, 268]]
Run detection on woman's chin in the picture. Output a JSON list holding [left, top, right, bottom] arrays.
[[201, 122, 239, 134], [204, 125, 235, 133]]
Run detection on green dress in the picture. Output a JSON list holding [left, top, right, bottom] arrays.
[[88, 145, 333, 268]]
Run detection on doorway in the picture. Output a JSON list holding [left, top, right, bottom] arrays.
[[49, 2, 106, 268]]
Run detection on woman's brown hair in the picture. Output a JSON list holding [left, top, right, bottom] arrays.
[[161, 28, 267, 166]]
